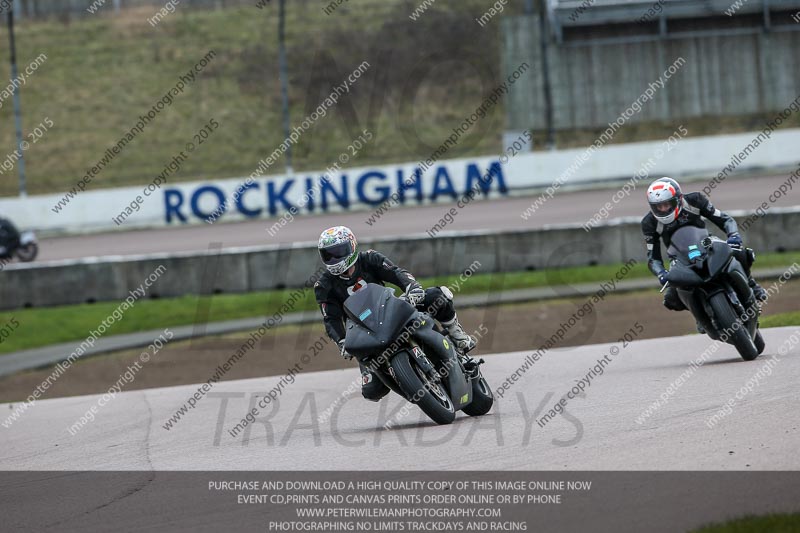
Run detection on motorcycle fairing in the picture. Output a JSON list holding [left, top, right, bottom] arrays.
[[19, 231, 36, 246], [410, 315, 471, 410], [343, 284, 417, 358]]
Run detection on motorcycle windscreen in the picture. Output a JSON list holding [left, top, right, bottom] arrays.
[[707, 240, 733, 277], [667, 226, 709, 265], [343, 283, 417, 352]]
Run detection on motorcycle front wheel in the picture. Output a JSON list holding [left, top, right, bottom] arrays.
[[462, 374, 494, 417], [390, 351, 455, 425], [15, 243, 38, 262], [754, 330, 766, 355]]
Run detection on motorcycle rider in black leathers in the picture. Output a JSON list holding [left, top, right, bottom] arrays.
[[0, 217, 19, 259], [314, 226, 476, 401], [642, 177, 767, 329]]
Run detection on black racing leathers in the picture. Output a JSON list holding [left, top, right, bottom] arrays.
[[314, 250, 420, 344], [0, 218, 19, 258], [641, 192, 738, 276], [314, 250, 457, 401]]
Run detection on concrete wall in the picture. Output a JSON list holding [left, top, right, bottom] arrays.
[[4, 129, 800, 236], [503, 15, 800, 131], [3, 208, 799, 310]]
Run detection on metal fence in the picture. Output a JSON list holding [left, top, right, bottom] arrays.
[[8, 0, 256, 19], [0, 0, 537, 19]]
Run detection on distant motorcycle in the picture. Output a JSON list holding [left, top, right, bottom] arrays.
[[343, 283, 493, 425], [0, 229, 38, 263], [664, 225, 764, 361]]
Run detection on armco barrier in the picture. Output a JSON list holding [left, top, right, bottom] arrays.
[[1, 208, 799, 310]]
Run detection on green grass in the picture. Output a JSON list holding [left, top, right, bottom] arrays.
[[421, 261, 651, 292], [539, 111, 800, 151], [691, 513, 800, 533], [0, 259, 651, 354], [2, 251, 798, 355], [0, 0, 517, 197], [761, 311, 800, 328], [752, 252, 800, 269], [1, 2, 789, 197]]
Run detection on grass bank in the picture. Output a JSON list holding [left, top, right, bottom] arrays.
[[2, 251, 799, 354]]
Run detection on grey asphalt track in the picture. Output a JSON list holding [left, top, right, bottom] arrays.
[[2, 326, 798, 471], [36, 173, 798, 262]]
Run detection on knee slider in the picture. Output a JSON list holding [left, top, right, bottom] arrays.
[[663, 296, 685, 311], [361, 371, 389, 402], [362, 386, 389, 402]]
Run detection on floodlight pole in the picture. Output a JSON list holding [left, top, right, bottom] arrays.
[[7, 9, 27, 196], [278, 0, 293, 176]]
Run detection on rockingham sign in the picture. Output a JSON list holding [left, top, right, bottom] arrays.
[[2, 128, 799, 235], [0, 155, 509, 234], [162, 158, 508, 224]]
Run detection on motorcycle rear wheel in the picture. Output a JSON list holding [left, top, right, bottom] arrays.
[[709, 293, 759, 361], [390, 351, 455, 425]]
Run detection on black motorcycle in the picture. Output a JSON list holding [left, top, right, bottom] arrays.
[[0, 218, 37, 263], [665, 225, 765, 361], [343, 283, 493, 425]]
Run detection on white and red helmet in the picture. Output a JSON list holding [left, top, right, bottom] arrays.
[[646, 177, 683, 224]]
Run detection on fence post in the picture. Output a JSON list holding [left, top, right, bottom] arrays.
[[537, 1, 555, 148]]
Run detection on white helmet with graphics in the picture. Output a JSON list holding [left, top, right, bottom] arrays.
[[646, 177, 683, 224], [318, 226, 359, 276]]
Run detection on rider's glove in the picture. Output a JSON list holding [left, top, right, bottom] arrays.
[[404, 283, 425, 307], [338, 340, 353, 360], [657, 270, 669, 286], [727, 232, 743, 247]]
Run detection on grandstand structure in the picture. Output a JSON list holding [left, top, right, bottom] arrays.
[[547, 0, 800, 42], [503, 0, 800, 135]]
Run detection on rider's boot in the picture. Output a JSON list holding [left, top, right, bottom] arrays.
[[749, 277, 768, 302], [441, 315, 476, 353], [696, 320, 706, 334]]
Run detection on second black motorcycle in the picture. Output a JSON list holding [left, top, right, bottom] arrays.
[[0, 218, 38, 263], [664, 225, 765, 361]]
